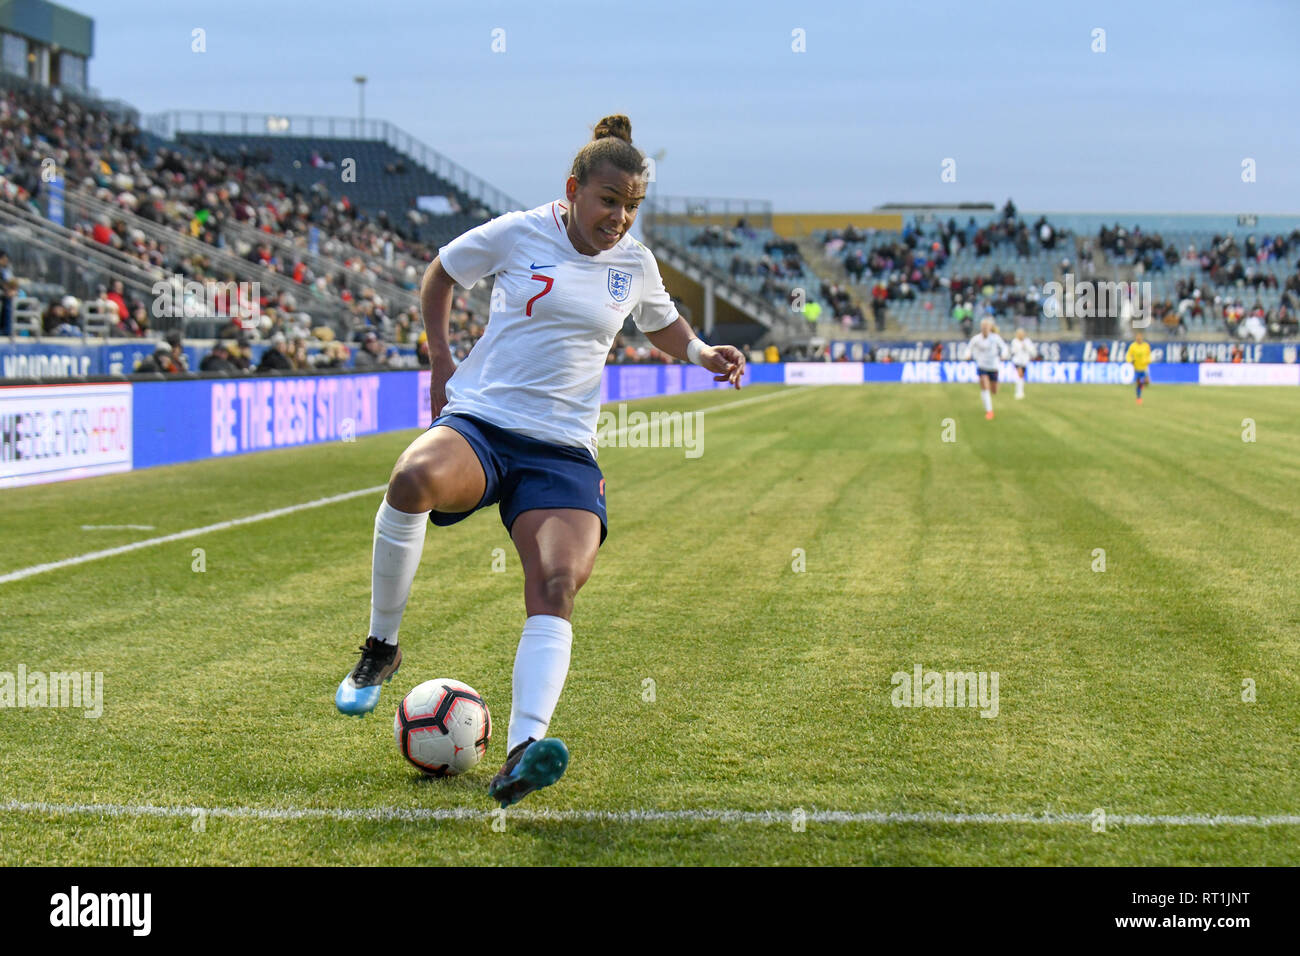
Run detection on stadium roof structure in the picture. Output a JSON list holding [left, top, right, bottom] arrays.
[[875, 202, 996, 211], [0, 0, 92, 58]]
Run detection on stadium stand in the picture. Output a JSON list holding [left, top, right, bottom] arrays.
[[655, 199, 1300, 343], [1090, 223, 1299, 338], [173, 133, 487, 249], [805, 204, 1072, 335], [0, 80, 498, 358], [2, 61, 1296, 372], [639, 198, 811, 340]]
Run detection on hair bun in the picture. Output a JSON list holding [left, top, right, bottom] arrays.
[[592, 114, 633, 144]]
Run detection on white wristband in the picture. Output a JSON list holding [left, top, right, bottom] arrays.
[[686, 338, 707, 366]]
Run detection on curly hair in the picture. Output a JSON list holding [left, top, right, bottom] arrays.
[[569, 114, 647, 185]]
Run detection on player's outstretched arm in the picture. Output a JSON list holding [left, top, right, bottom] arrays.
[[420, 256, 459, 416], [646, 317, 746, 388]]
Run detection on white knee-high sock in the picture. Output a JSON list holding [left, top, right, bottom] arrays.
[[369, 498, 429, 644], [981, 390, 993, 412], [508, 615, 573, 751]]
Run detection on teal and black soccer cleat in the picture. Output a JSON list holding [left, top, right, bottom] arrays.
[[334, 637, 402, 716], [487, 737, 569, 808]]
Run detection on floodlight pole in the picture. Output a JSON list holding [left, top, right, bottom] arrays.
[[354, 75, 367, 131]]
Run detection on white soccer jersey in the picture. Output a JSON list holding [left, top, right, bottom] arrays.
[[1010, 336, 1036, 366], [437, 200, 679, 454], [967, 332, 1008, 371]]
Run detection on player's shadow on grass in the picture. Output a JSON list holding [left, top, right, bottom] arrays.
[[402, 771, 490, 799]]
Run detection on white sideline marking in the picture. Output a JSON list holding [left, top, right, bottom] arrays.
[[678, 386, 803, 416], [1, 800, 1297, 827], [0, 485, 387, 585], [1, 389, 797, 586], [603, 385, 806, 441], [80, 524, 156, 531]]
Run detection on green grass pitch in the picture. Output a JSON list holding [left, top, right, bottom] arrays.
[[1, 383, 1297, 865]]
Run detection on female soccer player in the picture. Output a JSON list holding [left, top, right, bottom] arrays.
[[1126, 330, 1152, 404], [967, 318, 1009, 419], [334, 115, 745, 808], [1009, 328, 1036, 400]]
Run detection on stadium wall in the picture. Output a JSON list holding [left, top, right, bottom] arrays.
[[770, 213, 904, 236], [0, 341, 422, 379], [4, 339, 1296, 383], [1, 363, 1294, 488]]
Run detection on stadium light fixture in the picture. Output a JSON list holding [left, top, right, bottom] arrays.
[[354, 75, 367, 129]]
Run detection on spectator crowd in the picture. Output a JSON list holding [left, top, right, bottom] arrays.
[[0, 83, 487, 357]]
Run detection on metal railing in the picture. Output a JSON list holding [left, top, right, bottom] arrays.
[[144, 110, 527, 217], [0, 200, 163, 314], [59, 186, 353, 329], [217, 215, 421, 315], [640, 196, 799, 332], [220, 213, 498, 327], [644, 231, 794, 333]]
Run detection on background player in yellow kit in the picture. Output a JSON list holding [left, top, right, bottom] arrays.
[[1126, 331, 1152, 404]]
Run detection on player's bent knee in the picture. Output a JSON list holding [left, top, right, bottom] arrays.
[[387, 455, 431, 509], [533, 569, 583, 612], [388, 453, 473, 514]]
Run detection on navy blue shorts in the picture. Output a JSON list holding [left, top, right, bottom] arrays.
[[1135, 369, 1150, 384], [428, 413, 607, 545], [978, 368, 999, 382]]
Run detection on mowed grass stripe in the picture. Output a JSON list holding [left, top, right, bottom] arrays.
[[578, 385, 877, 798], [1037, 389, 1300, 650], [1044, 388, 1298, 527], [834, 389, 1120, 813], [981, 396, 1296, 811], [1143, 384, 1300, 456]]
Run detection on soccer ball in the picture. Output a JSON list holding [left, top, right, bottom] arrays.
[[394, 678, 491, 776]]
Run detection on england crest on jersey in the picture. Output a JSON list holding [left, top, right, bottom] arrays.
[[608, 268, 632, 302]]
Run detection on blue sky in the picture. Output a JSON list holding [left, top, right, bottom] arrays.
[[70, 0, 1299, 214]]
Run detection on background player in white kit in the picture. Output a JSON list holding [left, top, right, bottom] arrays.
[[967, 318, 1009, 419], [334, 115, 745, 807], [1009, 328, 1036, 400]]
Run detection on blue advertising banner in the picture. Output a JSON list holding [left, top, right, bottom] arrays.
[[4, 360, 1290, 489], [1, 342, 99, 379], [1, 341, 423, 379], [833, 340, 1299, 364], [133, 371, 422, 469], [7, 339, 1294, 383], [1, 342, 208, 378], [600, 363, 754, 402], [798, 362, 1202, 385]]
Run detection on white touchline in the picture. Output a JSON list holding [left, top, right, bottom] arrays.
[[80, 525, 157, 531], [0, 485, 388, 585], [0, 388, 802, 586], [602, 385, 808, 441], [1, 800, 1297, 826]]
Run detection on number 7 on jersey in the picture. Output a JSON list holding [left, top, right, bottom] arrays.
[[527, 274, 554, 316]]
